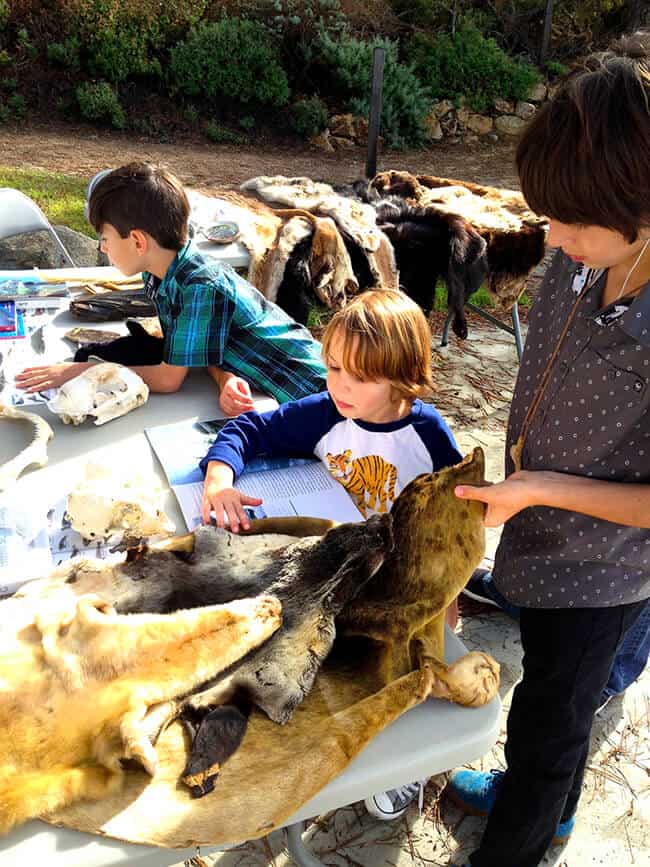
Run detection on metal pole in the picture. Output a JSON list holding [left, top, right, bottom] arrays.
[[365, 46, 385, 180], [539, 0, 554, 66]]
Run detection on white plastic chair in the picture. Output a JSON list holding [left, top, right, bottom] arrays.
[[0, 187, 76, 267], [84, 168, 113, 221]]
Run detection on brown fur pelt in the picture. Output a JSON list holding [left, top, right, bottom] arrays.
[[370, 170, 548, 312], [0, 450, 499, 846]]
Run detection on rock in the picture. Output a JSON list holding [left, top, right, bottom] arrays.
[[515, 101, 536, 120], [456, 107, 470, 126], [464, 133, 479, 144], [495, 115, 527, 136], [528, 82, 548, 102], [494, 98, 515, 114], [487, 131, 500, 143], [329, 113, 356, 139], [353, 116, 369, 145], [466, 113, 494, 135], [330, 135, 356, 150], [440, 113, 458, 136], [0, 225, 104, 269], [309, 130, 335, 153], [423, 111, 443, 142], [432, 99, 454, 118]]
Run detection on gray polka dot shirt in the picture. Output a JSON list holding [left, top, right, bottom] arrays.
[[493, 250, 650, 608]]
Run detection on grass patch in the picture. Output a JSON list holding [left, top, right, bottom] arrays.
[[434, 283, 529, 311], [0, 165, 90, 236]]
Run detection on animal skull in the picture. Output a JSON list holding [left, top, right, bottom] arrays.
[[47, 362, 149, 426], [65, 463, 175, 542]]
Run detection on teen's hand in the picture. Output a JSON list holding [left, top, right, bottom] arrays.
[[218, 374, 254, 417], [14, 362, 91, 393], [202, 486, 263, 532], [455, 471, 542, 527]]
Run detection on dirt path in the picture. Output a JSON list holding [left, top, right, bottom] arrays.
[[0, 122, 522, 190]]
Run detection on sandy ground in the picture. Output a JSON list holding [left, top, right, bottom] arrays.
[[173, 320, 649, 867]]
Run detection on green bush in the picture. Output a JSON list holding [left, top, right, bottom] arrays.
[[290, 95, 328, 137], [315, 30, 431, 149], [205, 121, 247, 145], [47, 37, 81, 71], [56, 0, 210, 83], [545, 59, 569, 78], [0, 92, 27, 123], [169, 19, 290, 107], [76, 81, 125, 129], [412, 23, 541, 113], [239, 114, 256, 131]]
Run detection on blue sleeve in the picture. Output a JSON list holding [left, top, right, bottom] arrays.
[[199, 391, 340, 477], [412, 402, 463, 470]]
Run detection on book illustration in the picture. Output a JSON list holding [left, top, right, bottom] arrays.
[[325, 450, 398, 518], [0, 277, 69, 299]]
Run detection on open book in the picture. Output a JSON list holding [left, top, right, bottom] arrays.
[[145, 416, 364, 530]]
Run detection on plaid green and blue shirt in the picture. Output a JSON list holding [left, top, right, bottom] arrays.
[[143, 241, 327, 403]]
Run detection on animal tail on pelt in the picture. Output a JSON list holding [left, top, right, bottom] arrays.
[[0, 765, 123, 835]]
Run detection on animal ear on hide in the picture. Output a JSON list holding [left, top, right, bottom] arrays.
[[446, 218, 488, 340]]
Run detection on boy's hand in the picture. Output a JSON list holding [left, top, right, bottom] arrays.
[[219, 374, 254, 417], [455, 471, 541, 527], [15, 362, 92, 393], [202, 486, 264, 533], [202, 460, 262, 531]]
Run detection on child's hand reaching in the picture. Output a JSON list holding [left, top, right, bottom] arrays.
[[201, 460, 263, 531]]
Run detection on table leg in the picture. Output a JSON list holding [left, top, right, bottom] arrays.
[[284, 821, 326, 867]]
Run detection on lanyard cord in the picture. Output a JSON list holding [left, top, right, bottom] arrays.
[[509, 270, 601, 472]]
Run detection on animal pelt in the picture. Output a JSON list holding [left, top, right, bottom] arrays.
[[14, 449, 500, 849], [241, 175, 399, 295], [376, 197, 488, 339], [0, 588, 281, 835], [192, 189, 363, 324], [369, 170, 548, 312]]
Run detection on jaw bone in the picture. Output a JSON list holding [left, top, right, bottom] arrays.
[[0, 403, 54, 491]]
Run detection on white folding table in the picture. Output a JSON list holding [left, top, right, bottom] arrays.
[[0, 283, 501, 866]]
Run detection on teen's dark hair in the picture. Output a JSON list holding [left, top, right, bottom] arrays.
[[517, 31, 650, 242], [88, 163, 190, 249]]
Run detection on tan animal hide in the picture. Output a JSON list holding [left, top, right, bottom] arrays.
[[371, 170, 547, 309], [0, 588, 281, 835], [241, 175, 399, 292], [26, 448, 499, 849]]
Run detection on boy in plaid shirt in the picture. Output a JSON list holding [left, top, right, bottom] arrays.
[[16, 163, 326, 415]]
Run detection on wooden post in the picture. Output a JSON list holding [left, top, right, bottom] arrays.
[[539, 0, 554, 66], [365, 46, 385, 180]]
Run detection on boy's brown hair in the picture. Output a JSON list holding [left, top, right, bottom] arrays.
[[321, 289, 433, 401], [88, 163, 190, 250], [517, 31, 650, 242]]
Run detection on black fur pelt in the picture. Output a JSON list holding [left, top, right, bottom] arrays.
[[376, 199, 488, 339], [275, 235, 315, 325], [74, 319, 164, 365]]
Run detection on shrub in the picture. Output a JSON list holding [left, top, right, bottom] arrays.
[[205, 121, 247, 145], [314, 30, 431, 149], [0, 92, 27, 123], [47, 37, 81, 71], [239, 114, 256, 131], [290, 95, 328, 138], [169, 19, 290, 107], [412, 23, 541, 113], [545, 59, 569, 78], [76, 81, 125, 129]]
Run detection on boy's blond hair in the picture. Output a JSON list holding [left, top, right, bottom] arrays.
[[321, 289, 433, 401]]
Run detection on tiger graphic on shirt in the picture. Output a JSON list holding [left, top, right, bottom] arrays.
[[325, 450, 398, 518]]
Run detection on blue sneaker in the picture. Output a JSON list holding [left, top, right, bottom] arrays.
[[445, 769, 575, 845]]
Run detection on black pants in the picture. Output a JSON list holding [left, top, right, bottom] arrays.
[[469, 599, 647, 867]]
